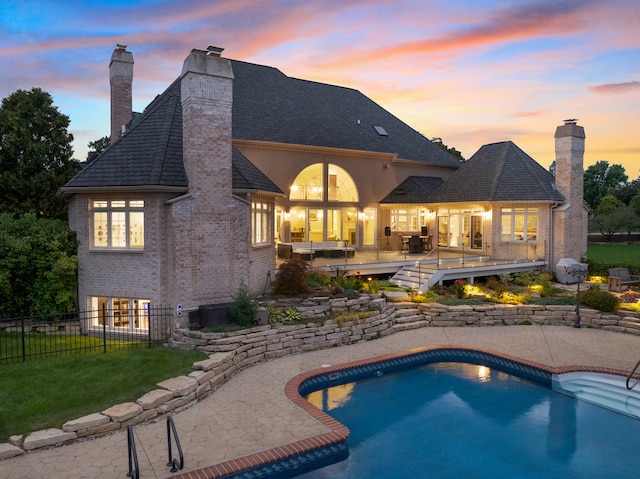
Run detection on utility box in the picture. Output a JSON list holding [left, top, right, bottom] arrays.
[[556, 258, 588, 284]]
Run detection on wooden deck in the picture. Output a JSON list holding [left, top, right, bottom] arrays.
[[275, 245, 548, 290]]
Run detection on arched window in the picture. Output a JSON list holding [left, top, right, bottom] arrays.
[[289, 164, 358, 202], [290, 164, 323, 201], [328, 164, 358, 202]]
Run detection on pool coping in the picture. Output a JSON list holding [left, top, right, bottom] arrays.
[[169, 345, 630, 479]]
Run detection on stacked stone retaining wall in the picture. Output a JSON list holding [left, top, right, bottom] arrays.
[[3, 294, 640, 459]]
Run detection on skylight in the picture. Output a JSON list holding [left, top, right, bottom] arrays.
[[373, 125, 388, 136]]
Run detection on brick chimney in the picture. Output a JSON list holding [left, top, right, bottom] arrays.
[[169, 46, 239, 309], [109, 44, 134, 145], [180, 46, 234, 199], [552, 119, 587, 265]]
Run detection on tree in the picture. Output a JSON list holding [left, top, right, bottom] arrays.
[[592, 194, 626, 240], [619, 206, 640, 237], [86, 135, 110, 163], [615, 177, 640, 205], [431, 137, 465, 162], [0, 213, 78, 315], [630, 194, 640, 216], [0, 88, 81, 220], [583, 161, 628, 210]]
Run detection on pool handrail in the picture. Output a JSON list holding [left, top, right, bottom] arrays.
[[626, 358, 640, 390]]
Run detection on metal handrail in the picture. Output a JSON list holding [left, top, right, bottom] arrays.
[[166, 416, 184, 473], [127, 426, 140, 479], [626, 358, 640, 390]]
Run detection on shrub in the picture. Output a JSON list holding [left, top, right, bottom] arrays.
[[229, 281, 259, 328], [267, 306, 301, 325], [449, 279, 466, 299], [514, 271, 536, 286], [580, 285, 621, 312], [272, 259, 311, 295], [333, 275, 363, 292], [307, 269, 331, 288], [366, 279, 381, 294]]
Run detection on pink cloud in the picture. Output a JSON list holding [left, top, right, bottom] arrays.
[[589, 81, 640, 95], [513, 111, 549, 118]]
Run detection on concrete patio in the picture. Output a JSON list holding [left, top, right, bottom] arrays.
[[2, 324, 640, 479]]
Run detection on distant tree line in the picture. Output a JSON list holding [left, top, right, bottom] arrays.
[[581, 160, 640, 240]]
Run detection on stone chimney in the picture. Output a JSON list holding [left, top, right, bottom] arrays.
[[552, 119, 587, 265], [109, 44, 134, 145]]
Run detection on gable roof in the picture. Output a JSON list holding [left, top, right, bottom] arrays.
[[380, 176, 444, 204], [428, 141, 565, 203]]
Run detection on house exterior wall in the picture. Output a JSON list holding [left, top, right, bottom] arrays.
[[488, 203, 552, 262], [68, 192, 174, 310], [236, 143, 457, 248]]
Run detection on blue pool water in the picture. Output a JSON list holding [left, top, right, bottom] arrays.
[[298, 362, 640, 478]]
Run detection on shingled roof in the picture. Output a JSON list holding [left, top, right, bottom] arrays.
[[63, 55, 460, 194], [230, 60, 460, 166], [64, 79, 186, 190], [428, 141, 564, 203], [380, 176, 444, 204]]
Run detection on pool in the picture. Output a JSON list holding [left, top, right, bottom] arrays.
[[290, 348, 640, 479], [201, 347, 639, 479]]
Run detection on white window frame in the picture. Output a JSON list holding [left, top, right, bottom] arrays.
[[90, 199, 144, 250], [88, 296, 150, 331], [252, 200, 273, 245], [390, 208, 424, 232], [501, 207, 538, 242]]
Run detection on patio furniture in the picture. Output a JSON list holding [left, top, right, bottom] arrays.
[[399, 235, 409, 253], [608, 267, 640, 292]]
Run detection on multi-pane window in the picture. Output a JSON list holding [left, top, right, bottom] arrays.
[[91, 200, 144, 249], [252, 201, 272, 245], [89, 296, 150, 330], [501, 208, 538, 242], [390, 208, 427, 232], [289, 163, 358, 202]]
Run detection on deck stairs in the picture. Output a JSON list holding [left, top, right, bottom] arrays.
[[553, 372, 640, 419], [390, 256, 547, 292]]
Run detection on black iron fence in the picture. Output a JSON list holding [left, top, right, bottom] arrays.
[[0, 305, 172, 364]]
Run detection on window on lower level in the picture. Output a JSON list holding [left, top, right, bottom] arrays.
[[252, 201, 273, 245], [89, 296, 150, 330], [501, 207, 538, 242], [90, 200, 144, 249]]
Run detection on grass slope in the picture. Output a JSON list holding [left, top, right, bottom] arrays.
[[0, 345, 205, 441]]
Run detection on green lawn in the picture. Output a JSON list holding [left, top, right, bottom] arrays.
[[0, 345, 205, 441], [587, 243, 640, 264]]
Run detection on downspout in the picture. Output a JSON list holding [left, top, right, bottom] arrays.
[[550, 203, 559, 271]]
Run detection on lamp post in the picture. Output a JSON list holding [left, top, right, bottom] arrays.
[[567, 264, 588, 328]]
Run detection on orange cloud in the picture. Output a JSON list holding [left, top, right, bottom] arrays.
[[589, 81, 640, 95]]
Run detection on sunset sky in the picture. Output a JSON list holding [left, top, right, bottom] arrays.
[[1, 0, 639, 176]]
